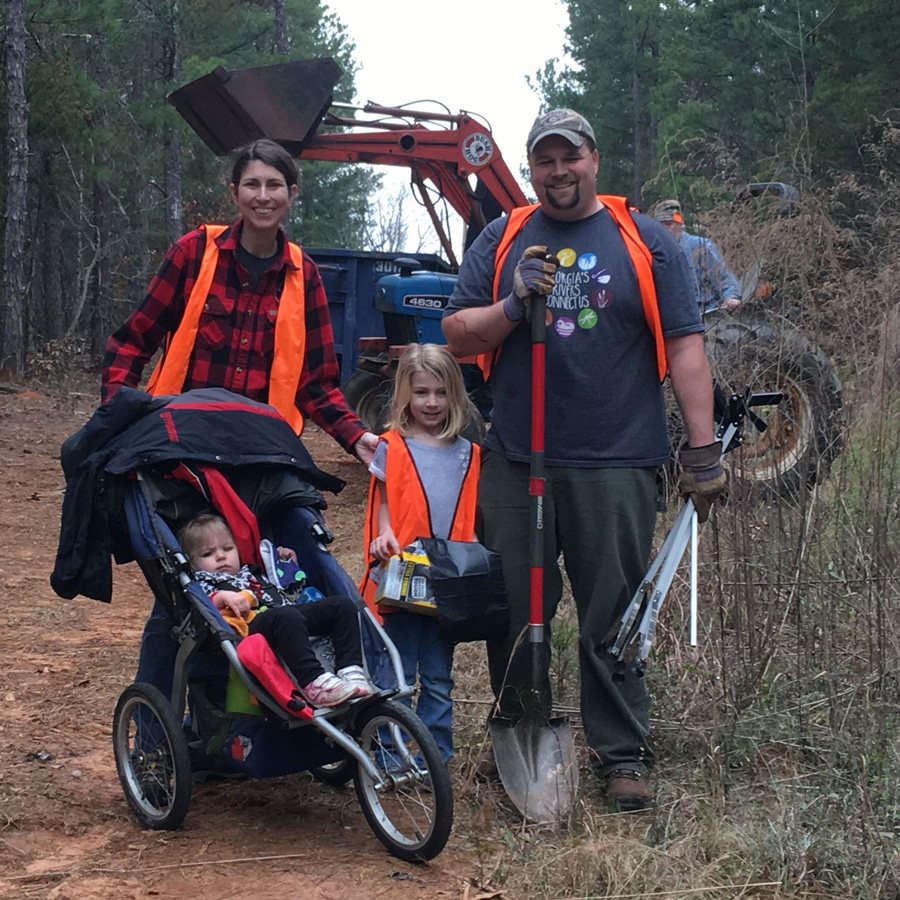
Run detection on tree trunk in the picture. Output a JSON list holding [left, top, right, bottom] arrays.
[[1, 0, 29, 380], [163, 130, 184, 243], [38, 152, 64, 341], [273, 0, 288, 55], [163, 0, 183, 243], [85, 31, 113, 357], [631, 55, 644, 207], [89, 169, 112, 357]]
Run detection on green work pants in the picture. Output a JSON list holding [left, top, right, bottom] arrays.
[[478, 451, 658, 777]]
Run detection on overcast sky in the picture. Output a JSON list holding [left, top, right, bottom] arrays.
[[325, 0, 572, 252]]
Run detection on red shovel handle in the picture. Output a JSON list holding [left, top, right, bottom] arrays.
[[529, 293, 547, 633]]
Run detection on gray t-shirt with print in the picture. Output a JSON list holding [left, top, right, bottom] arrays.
[[445, 206, 701, 467], [370, 435, 473, 540]]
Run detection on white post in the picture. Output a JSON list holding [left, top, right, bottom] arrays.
[[689, 508, 698, 646]]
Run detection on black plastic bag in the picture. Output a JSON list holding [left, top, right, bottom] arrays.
[[414, 538, 509, 643]]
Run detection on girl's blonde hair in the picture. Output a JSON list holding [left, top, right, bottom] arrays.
[[386, 344, 469, 439]]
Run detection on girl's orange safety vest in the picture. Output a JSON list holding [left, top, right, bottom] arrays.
[[360, 431, 480, 615], [478, 195, 667, 383], [146, 224, 308, 434]]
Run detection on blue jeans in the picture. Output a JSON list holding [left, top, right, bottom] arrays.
[[382, 612, 454, 762], [135, 599, 181, 702]]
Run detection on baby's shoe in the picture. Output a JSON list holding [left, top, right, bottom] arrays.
[[301, 672, 358, 708], [337, 665, 375, 697]]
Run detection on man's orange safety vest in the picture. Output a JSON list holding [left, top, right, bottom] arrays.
[[478, 195, 667, 383], [360, 431, 481, 615], [146, 224, 308, 434]]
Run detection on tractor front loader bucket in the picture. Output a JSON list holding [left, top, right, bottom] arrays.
[[167, 58, 343, 156]]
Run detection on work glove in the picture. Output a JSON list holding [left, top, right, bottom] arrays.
[[676, 441, 727, 524], [503, 245, 559, 322]]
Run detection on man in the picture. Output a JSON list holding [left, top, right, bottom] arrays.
[[442, 109, 725, 810], [651, 198, 742, 314]]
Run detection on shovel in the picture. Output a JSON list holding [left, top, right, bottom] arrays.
[[489, 289, 578, 824]]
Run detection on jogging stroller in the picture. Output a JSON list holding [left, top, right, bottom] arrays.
[[50, 387, 452, 862]]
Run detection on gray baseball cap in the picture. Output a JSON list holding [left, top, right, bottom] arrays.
[[527, 108, 596, 155], [650, 199, 683, 223]]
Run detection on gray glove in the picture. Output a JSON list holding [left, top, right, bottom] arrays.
[[503, 246, 559, 322], [514, 245, 558, 298], [677, 441, 727, 523]]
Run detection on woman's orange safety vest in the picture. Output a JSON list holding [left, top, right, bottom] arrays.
[[360, 431, 481, 615], [478, 195, 667, 383], [146, 224, 308, 434]]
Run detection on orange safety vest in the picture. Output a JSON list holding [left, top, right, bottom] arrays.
[[146, 224, 308, 434], [360, 431, 481, 615], [478, 195, 667, 383]]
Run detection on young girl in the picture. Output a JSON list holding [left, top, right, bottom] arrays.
[[361, 344, 480, 762]]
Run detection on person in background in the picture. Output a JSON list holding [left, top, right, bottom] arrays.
[[442, 108, 725, 810], [650, 198, 742, 314], [361, 344, 480, 763], [102, 138, 378, 702]]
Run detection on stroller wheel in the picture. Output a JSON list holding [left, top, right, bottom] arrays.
[[312, 757, 354, 788], [351, 699, 453, 861], [113, 682, 192, 830]]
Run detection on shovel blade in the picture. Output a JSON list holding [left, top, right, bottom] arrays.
[[489, 716, 578, 824]]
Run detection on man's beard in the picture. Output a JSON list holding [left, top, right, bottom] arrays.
[[546, 184, 581, 210]]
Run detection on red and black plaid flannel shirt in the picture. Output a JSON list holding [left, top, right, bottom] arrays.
[[102, 221, 364, 452]]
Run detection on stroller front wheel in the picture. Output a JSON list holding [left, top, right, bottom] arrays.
[[113, 682, 192, 830], [351, 699, 453, 861]]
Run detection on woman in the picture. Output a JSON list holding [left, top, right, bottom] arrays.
[[101, 139, 376, 702], [103, 138, 377, 462]]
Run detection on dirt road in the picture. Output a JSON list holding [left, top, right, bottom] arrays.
[[0, 388, 498, 900]]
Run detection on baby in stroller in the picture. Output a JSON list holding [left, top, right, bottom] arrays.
[[51, 388, 453, 861], [180, 512, 372, 708]]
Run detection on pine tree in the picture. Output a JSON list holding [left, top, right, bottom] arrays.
[[1, 0, 29, 378], [0, 0, 377, 362]]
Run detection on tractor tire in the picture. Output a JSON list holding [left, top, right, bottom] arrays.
[[703, 314, 844, 499], [342, 371, 392, 433]]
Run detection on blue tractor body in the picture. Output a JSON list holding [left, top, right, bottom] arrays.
[[373, 265, 457, 349], [306, 249, 455, 385]]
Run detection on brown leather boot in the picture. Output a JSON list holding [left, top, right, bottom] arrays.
[[605, 769, 654, 811]]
